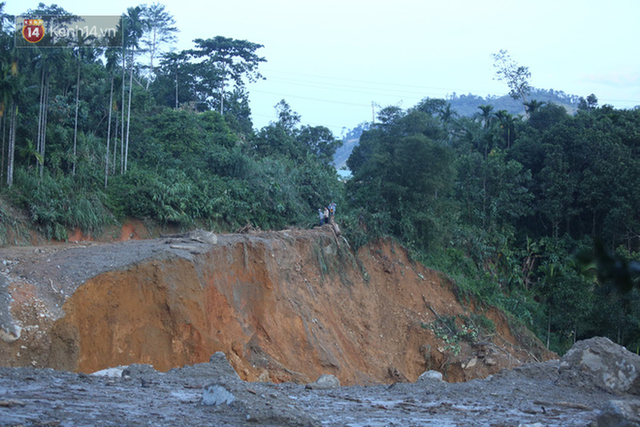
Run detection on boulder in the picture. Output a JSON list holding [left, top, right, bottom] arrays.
[[189, 229, 218, 245], [201, 382, 236, 406], [306, 374, 340, 390], [91, 366, 128, 378], [0, 276, 21, 343], [597, 400, 640, 427], [417, 370, 444, 382], [558, 337, 640, 395]]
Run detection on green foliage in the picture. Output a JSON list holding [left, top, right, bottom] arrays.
[[9, 168, 111, 239], [346, 109, 456, 251], [424, 315, 480, 356]]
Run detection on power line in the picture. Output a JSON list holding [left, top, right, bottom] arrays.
[[259, 69, 640, 107], [265, 69, 497, 97], [249, 89, 370, 107]]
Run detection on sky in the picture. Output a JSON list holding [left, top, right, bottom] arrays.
[[8, 0, 640, 135]]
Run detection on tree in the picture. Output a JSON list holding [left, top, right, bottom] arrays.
[[155, 50, 189, 108], [140, 3, 178, 90], [493, 110, 520, 149], [475, 104, 494, 129], [492, 49, 532, 106], [188, 36, 265, 114], [0, 59, 23, 187], [104, 25, 124, 188], [346, 107, 456, 250], [578, 93, 598, 112], [297, 125, 342, 166], [24, 4, 75, 178], [123, 6, 145, 173], [254, 100, 300, 158], [71, 31, 96, 176], [524, 99, 545, 115]]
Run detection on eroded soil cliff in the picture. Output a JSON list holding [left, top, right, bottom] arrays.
[[0, 226, 552, 385]]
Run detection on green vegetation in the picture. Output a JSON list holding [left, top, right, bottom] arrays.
[[1, 3, 639, 355], [345, 93, 640, 355], [424, 315, 480, 356]]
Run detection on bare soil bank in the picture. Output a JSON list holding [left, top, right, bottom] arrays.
[[0, 226, 552, 386]]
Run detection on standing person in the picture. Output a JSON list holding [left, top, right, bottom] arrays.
[[330, 201, 336, 218], [318, 208, 324, 226], [324, 206, 330, 225]]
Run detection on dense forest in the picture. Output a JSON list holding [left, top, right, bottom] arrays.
[[1, 3, 639, 355]]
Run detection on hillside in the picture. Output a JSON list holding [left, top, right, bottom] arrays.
[[0, 225, 551, 386], [445, 88, 581, 117], [333, 88, 582, 170]]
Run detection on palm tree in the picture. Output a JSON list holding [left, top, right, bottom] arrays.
[[32, 48, 67, 178], [104, 24, 123, 188], [0, 60, 24, 187], [524, 100, 545, 116], [160, 51, 187, 109], [493, 110, 520, 149], [475, 104, 494, 129], [123, 6, 145, 174], [141, 3, 177, 90], [71, 31, 98, 176]]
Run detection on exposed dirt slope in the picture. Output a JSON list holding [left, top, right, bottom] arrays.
[[0, 226, 553, 385]]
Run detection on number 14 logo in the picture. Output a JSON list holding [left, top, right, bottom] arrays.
[[23, 19, 45, 44]]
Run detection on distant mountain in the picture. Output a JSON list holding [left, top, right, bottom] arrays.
[[334, 138, 359, 172], [447, 88, 581, 118], [333, 122, 370, 171], [333, 89, 583, 170]]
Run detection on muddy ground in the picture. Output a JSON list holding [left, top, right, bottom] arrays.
[[0, 352, 634, 427], [0, 228, 631, 426]]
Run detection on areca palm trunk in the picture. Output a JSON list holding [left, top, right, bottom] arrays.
[[113, 114, 118, 175], [121, 49, 125, 174], [37, 66, 45, 162], [7, 102, 16, 187], [124, 53, 133, 173], [1, 114, 5, 183], [40, 77, 49, 178], [72, 56, 80, 176], [105, 75, 114, 189]]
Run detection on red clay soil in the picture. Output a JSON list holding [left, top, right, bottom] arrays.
[[0, 226, 553, 385]]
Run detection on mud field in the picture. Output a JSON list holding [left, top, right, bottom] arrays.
[[0, 351, 636, 427]]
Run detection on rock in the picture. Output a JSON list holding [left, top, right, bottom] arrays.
[[189, 229, 218, 245], [0, 275, 21, 343], [306, 374, 340, 390], [518, 423, 544, 427], [91, 366, 127, 378], [201, 383, 236, 406], [121, 364, 158, 378], [0, 324, 20, 343], [464, 357, 478, 370], [597, 400, 640, 427], [209, 352, 241, 381], [418, 370, 444, 382], [558, 337, 640, 395]]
